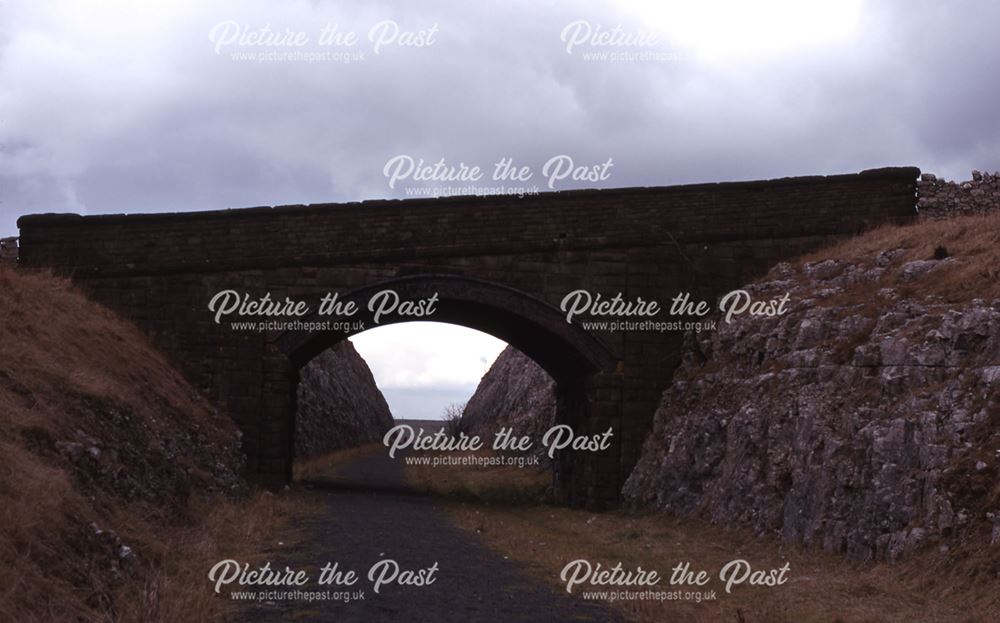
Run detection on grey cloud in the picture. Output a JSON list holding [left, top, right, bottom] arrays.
[[1, 0, 998, 236]]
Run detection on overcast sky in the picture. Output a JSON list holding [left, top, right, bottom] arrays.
[[351, 323, 505, 420], [2, 0, 998, 418]]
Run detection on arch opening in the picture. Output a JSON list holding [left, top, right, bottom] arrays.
[[269, 275, 617, 504], [275, 274, 614, 384]]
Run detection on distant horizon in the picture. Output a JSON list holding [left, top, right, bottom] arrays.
[[349, 322, 506, 422], [377, 385, 481, 421]]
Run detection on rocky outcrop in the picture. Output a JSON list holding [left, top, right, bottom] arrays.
[[624, 233, 1000, 562], [919, 171, 1000, 219], [460, 346, 556, 454], [295, 340, 393, 459]]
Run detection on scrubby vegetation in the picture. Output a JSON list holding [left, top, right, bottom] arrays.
[[0, 267, 288, 622]]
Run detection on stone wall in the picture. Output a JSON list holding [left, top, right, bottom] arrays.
[[0, 237, 17, 264], [294, 340, 393, 460], [918, 171, 1000, 218]]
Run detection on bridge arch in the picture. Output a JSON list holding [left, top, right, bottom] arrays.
[[274, 274, 616, 382], [267, 274, 619, 505]]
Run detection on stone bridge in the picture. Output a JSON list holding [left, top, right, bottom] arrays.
[[16, 167, 919, 508]]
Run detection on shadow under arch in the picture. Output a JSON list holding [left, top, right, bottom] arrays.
[[273, 274, 616, 384], [268, 274, 619, 506]]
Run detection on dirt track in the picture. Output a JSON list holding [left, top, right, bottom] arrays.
[[230, 447, 624, 622]]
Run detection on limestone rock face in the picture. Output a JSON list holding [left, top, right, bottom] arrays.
[[460, 346, 556, 455], [624, 252, 1000, 561], [295, 341, 393, 459]]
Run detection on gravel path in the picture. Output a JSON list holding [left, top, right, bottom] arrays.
[[230, 447, 625, 622]]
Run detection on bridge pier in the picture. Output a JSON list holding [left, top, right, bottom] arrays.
[[552, 371, 626, 508], [255, 344, 295, 489]]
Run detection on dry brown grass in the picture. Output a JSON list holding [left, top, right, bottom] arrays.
[[293, 443, 386, 481], [0, 266, 293, 622], [404, 449, 551, 504], [405, 451, 999, 623], [0, 440, 92, 622], [0, 267, 210, 421], [800, 211, 1000, 302], [446, 505, 1000, 623], [114, 492, 290, 623]]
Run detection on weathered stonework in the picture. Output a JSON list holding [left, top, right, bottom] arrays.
[[16, 167, 919, 507], [0, 237, 17, 264], [918, 171, 1000, 218]]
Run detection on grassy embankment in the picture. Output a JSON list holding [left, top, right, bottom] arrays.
[[0, 266, 291, 623], [401, 446, 998, 623]]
